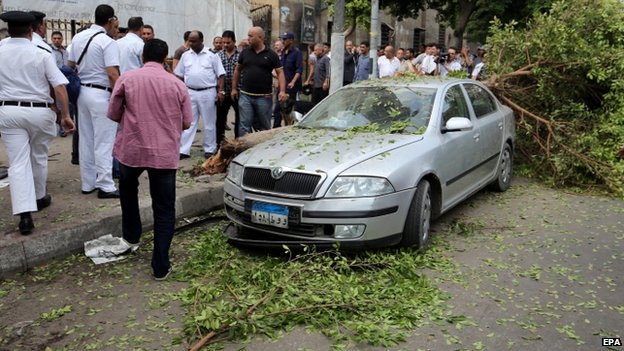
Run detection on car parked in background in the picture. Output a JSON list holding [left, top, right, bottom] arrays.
[[223, 77, 515, 250]]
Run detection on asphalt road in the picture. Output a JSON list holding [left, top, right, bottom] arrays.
[[0, 178, 622, 350]]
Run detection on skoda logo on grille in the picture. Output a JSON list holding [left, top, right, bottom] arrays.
[[271, 167, 285, 179]]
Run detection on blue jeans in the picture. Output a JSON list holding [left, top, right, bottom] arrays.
[[119, 163, 176, 278], [238, 93, 272, 137]]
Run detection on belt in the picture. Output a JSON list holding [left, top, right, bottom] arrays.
[[0, 100, 52, 108], [81, 83, 112, 92], [187, 86, 214, 91], [240, 90, 272, 97]]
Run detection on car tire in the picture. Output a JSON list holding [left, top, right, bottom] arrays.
[[401, 179, 431, 250], [491, 143, 513, 192]]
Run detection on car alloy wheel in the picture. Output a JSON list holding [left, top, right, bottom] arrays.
[[401, 179, 432, 250], [492, 143, 512, 192]]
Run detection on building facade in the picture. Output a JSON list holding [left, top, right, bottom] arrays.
[[250, 0, 454, 53]]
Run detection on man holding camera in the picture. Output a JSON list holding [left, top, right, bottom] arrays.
[[440, 46, 463, 76]]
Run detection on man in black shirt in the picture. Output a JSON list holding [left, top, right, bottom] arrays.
[[231, 27, 286, 136]]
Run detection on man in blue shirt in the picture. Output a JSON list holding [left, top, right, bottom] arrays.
[[355, 40, 372, 81], [274, 32, 302, 127]]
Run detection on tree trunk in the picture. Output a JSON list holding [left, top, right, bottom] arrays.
[[452, 0, 477, 48], [193, 127, 291, 176]]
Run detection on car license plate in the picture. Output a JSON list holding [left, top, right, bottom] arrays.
[[251, 201, 289, 228]]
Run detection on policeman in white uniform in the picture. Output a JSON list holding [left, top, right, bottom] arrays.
[[116, 16, 144, 74], [68, 4, 121, 198], [174, 30, 225, 159], [29, 11, 53, 53], [0, 11, 75, 234]]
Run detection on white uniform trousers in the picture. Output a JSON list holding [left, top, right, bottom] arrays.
[[77, 86, 118, 193], [179, 88, 217, 155], [0, 106, 56, 215]]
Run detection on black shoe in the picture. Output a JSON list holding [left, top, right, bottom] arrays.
[[204, 152, 213, 159], [19, 213, 34, 235], [98, 189, 120, 199], [179, 154, 190, 160], [82, 189, 96, 194], [154, 266, 173, 281], [71, 156, 79, 165], [36, 194, 52, 211]]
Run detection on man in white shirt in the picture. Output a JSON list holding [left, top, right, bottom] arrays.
[[0, 11, 75, 234], [445, 47, 463, 70], [377, 45, 400, 78], [28, 11, 53, 53], [68, 4, 121, 199], [175, 30, 226, 159], [116, 16, 144, 74], [420, 43, 438, 76]]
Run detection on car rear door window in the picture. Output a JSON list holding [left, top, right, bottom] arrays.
[[464, 84, 497, 118]]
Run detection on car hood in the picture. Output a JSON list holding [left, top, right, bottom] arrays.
[[234, 128, 423, 174]]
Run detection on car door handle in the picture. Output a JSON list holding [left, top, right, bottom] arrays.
[[473, 133, 480, 141]]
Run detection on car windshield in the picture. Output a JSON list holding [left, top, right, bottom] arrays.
[[298, 86, 436, 133]]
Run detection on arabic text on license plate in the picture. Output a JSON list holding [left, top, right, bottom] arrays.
[[251, 202, 289, 228]]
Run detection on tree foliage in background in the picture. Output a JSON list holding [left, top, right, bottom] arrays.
[[485, 0, 624, 196], [463, 0, 553, 43], [333, 0, 554, 48]]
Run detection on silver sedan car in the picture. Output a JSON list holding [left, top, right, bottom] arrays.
[[223, 78, 515, 250]]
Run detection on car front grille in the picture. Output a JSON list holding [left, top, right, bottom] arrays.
[[242, 167, 321, 197], [225, 204, 331, 237]]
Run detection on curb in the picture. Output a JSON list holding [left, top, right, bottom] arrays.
[[0, 178, 224, 278]]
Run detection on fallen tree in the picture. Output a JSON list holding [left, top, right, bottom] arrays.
[[192, 127, 289, 176], [194, 1, 624, 197], [482, 0, 624, 196]]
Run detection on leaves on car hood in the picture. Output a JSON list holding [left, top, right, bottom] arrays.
[[236, 128, 423, 172]]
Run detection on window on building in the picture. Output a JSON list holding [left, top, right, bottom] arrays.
[[413, 28, 425, 52], [327, 21, 332, 43], [438, 25, 446, 50], [381, 23, 394, 48]]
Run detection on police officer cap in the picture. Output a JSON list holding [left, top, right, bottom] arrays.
[[0, 11, 36, 25], [29, 11, 47, 21]]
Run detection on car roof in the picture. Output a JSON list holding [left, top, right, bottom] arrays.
[[346, 76, 473, 90]]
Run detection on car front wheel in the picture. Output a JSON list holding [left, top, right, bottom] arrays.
[[401, 179, 431, 250], [491, 143, 513, 192]]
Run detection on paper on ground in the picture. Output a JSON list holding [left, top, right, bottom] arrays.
[[84, 234, 131, 264]]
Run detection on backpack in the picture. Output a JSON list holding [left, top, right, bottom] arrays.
[[59, 65, 81, 105]]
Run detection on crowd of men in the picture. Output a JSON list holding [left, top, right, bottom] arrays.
[[0, 3, 492, 279]]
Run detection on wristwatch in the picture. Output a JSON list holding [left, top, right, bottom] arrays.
[[219, 91, 226, 95]]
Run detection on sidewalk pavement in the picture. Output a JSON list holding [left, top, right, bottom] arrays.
[[0, 130, 225, 278]]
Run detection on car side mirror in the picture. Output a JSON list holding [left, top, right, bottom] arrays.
[[442, 117, 473, 133]]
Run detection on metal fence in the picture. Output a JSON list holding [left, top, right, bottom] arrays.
[[45, 18, 93, 46]]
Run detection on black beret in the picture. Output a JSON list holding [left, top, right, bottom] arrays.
[[0, 11, 36, 25], [29, 11, 46, 21]]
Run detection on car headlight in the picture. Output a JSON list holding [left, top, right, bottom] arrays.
[[326, 177, 395, 198], [226, 162, 244, 186]]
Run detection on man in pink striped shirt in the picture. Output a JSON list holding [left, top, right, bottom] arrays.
[[107, 39, 192, 280]]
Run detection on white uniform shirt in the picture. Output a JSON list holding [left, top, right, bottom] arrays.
[[377, 56, 400, 78], [0, 37, 10, 47], [68, 24, 120, 87], [0, 38, 68, 103], [31, 32, 53, 53], [116, 32, 144, 74], [174, 47, 225, 89]]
